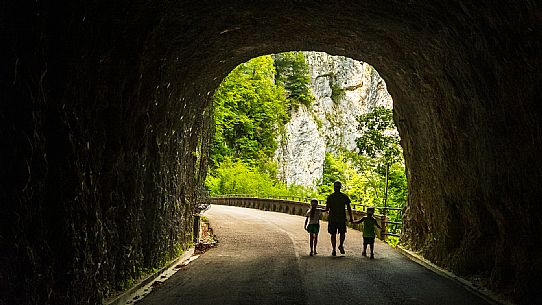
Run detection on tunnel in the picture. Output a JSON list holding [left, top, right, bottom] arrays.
[[1, 1, 541, 304]]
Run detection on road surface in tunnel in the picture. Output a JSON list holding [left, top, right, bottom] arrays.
[[136, 205, 491, 305]]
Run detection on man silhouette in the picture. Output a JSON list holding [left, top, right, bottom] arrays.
[[324, 180, 353, 256]]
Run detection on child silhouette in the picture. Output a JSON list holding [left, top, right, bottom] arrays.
[[304, 198, 324, 256], [353, 206, 381, 259]]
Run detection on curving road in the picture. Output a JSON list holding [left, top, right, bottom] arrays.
[[136, 205, 492, 305]]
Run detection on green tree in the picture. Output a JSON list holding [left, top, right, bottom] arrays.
[[274, 52, 314, 108], [354, 107, 407, 245], [356, 106, 401, 165], [355, 105, 407, 214], [318, 151, 386, 208], [209, 53, 318, 198], [212, 55, 287, 169]]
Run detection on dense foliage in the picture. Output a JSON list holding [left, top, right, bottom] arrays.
[[211, 55, 287, 168], [208, 53, 315, 197], [355, 106, 406, 242], [274, 52, 314, 108], [356, 106, 402, 165], [317, 151, 407, 211], [206, 157, 316, 198], [354, 106, 405, 209]]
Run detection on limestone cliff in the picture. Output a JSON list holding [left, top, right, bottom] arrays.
[[275, 52, 393, 187]]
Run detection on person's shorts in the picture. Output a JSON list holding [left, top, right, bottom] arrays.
[[363, 237, 375, 245], [328, 220, 347, 234], [306, 224, 320, 233]]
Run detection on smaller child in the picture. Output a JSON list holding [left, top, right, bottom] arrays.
[[304, 198, 323, 256], [353, 206, 382, 259]]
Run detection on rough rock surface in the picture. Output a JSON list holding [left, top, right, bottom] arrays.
[[1, 1, 541, 304], [275, 105, 327, 186], [275, 52, 392, 187]]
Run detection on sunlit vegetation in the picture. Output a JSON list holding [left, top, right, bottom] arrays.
[[207, 52, 407, 242], [211, 55, 287, 168], [208, 52, 315, 198], [206, 157, 316, 198]]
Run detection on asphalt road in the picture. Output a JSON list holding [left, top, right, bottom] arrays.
[[136, 205, 492, 305]]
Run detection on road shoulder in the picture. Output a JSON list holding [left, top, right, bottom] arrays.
[[396, 246, 513, 305]]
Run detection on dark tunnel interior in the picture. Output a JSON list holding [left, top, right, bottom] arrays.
[[1, 1, 541, 304]]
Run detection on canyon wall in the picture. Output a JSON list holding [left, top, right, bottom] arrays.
[[275, 52, 392, 187]]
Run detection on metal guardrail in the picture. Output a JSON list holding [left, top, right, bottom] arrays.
[[211, 194, 403, 240]]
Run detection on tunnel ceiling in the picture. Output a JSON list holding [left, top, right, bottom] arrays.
[[2, 1, 541, 304]]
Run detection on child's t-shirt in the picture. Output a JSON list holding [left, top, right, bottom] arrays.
[[306, 208, 322, 225], [363, 216, 377, 237]]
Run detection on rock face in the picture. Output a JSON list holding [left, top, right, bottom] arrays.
[[275, 52, 392, 187], [1, 1, 540, 304]]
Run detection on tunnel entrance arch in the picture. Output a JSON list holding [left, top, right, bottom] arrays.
[[207, 51, 406, 243]]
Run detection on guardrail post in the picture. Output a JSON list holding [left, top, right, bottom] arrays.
[[380, 208, 387, 242], [193, 213, 201, 243]]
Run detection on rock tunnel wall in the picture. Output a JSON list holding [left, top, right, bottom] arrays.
[[1, 1, 213, 304], [1, 1, 541, 304]]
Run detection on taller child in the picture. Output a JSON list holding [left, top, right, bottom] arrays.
[[304, 198, 323, 256], [324, 181, 353, 256]]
